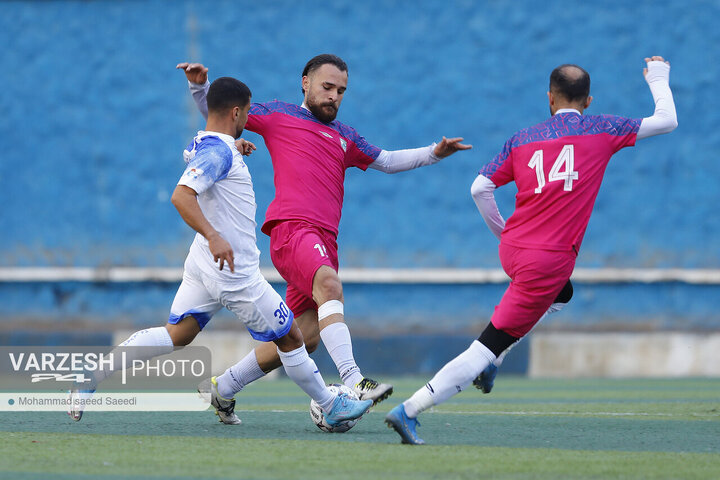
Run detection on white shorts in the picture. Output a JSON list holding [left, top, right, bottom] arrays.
[[168, 254, 293, 342]]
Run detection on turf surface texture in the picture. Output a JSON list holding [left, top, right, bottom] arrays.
[[1, 377, 718, 479]]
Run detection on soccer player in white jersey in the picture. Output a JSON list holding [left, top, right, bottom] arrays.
[[386, 56, 677, 444], [69, 77, 372, 427]]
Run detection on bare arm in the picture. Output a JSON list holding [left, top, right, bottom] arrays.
[[171, 185, 234, 272], [637, 56, 678, 140], [369, 137, 472, 173]]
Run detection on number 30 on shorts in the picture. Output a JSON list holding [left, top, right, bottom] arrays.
[[274, 302, 290, 325]]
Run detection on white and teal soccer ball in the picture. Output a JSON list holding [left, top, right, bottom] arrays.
[[309, 383, 361, 433]]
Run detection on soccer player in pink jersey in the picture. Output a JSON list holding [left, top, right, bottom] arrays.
[[177, 54, 471, 421], [386, 56, 677, 444]]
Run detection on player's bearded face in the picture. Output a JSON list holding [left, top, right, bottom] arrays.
[[303, 64, 347, 124], [306, 94, 339, 123]]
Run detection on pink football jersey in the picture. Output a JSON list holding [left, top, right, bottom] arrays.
[[480, 112, 641, 252], [245, 101, 381, 236]]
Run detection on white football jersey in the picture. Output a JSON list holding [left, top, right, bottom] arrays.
[[177, 131, 260, 281]]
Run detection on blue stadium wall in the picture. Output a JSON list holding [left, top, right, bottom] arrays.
[[1, 1, 719, 373]]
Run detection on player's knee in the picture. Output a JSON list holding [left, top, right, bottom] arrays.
[[275, 324, 305, 351], [165, 319, 200, 346], [313, 272, 343, 301]]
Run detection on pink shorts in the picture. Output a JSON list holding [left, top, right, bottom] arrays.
[[269, 220, 339, 316], [491, 243, 576, 338]]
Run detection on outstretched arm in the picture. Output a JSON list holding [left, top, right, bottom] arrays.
[[176, 62, 210, 121], [369, 137, 472, 173], [470, 175, 505, 240], [637, 56, 678, 140]]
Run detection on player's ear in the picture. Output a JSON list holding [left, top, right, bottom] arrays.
[[547, 91, 554, 106], [585, 96, 593, 109], [301, 75, 310, 96]]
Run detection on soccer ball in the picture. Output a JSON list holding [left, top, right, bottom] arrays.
[[309, 383, 361, 433]]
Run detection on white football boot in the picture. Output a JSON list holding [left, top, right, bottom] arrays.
[[354, 377, 393, 406], [198, 376, 242, 425]]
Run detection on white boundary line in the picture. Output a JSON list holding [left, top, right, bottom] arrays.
[[239, 408, 720, 418], [1, 267, 719, 284]]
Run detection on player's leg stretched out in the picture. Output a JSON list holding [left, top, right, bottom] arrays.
[[385, 325, 516, 445], [292, 223, 392, 404], [313, 272, 393, 405], [473, 280, 574, 393], [68, 321, 192, 422], [386, 246, 574, 444], [69, 265, 213, 422]]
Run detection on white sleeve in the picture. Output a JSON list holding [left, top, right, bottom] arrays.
[[367, 144, 440, 173], [470, 174, 505, 241], [636, 61, 678, 140], [189, 80, 210, 121]]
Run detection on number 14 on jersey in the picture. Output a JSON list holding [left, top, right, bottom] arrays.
[[528, 144, 579, 193]]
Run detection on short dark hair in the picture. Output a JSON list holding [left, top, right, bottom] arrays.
[[549, 64, 590, 104], [207, 77, 251, 114], [301, 54, 348, 94]]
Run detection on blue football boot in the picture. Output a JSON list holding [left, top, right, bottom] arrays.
[[385, 403, 425, 445], [324, 393, 372, 426]]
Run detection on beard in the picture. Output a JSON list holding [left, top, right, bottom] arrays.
[[306, 97, 338, 123]]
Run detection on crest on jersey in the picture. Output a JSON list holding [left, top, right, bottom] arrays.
[[340, 138, 347, 152], [185, 167, 204, 179], [320, 131, 333, 139]]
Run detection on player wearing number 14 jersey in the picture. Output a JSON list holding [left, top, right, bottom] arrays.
[[386, 56, 677, 445]]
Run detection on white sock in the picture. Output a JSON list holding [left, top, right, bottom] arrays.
[[404, 340, 495, 418], [318, 306, 363, 387], [94, 326, 174, 384], [494, 301, 567, 367], [277, 345, 334, 411], [216, 349, 266, 399]]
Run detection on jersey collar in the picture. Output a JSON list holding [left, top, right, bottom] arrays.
[[200, 130, 236, 144], [555, 108, 582, 115]]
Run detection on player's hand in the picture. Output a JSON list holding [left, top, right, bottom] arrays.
[[643, 56, 669, 77], [433, 136, 473, 158], [176, 62, 209, 84], [235, 138, 257, 156], [207, 233, 235, 273]]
